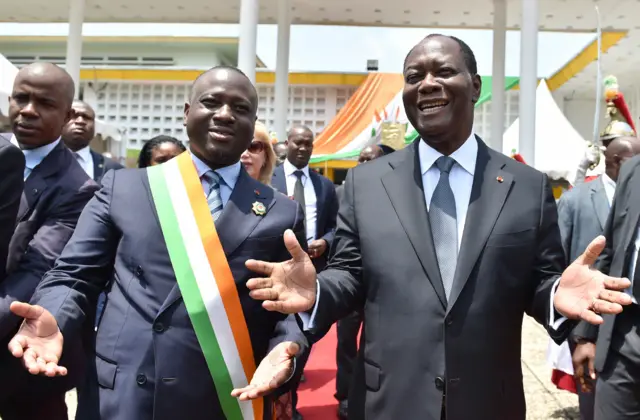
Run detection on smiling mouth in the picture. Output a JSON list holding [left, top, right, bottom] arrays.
[[418, 100, 449, 113]]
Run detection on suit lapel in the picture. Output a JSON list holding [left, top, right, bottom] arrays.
[[381, 143, 447, 308], [272, 166, 288, 195], [622, 168, 640, 253], [17, 142, 66, 222], [155, 165, 273, 314], [590, 177, 609, 229], [447, 141, 513, 313]]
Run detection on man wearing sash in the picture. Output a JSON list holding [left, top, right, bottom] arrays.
[[6, 66, 308, 420]]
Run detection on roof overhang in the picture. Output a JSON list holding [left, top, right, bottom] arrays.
[[0, 0, 629, 30]]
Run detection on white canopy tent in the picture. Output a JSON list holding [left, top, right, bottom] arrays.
[[0, 54, 126, 160], [502, 80, 600, 182]]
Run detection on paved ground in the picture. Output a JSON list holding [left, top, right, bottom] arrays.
[[58, 316, 579, 419]]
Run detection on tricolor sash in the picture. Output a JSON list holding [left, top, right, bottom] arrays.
[[147, 151, 263, 420]]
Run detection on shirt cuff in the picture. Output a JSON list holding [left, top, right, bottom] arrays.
[[550, 277, 568, 330], [297, 280, 320, 331]]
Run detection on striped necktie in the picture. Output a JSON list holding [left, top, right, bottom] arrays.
[[203, 170, 224, 221]]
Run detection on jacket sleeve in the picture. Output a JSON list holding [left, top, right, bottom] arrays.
[[320, 180, 338, 250], [0, 144, 24, 281], [0, 179, 98, 340]]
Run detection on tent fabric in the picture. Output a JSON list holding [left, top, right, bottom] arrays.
[[311, 75, 520, 163], [502, 80, 589, 181]]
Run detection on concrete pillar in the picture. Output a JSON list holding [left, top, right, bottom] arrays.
[[65, 0, 85, 98], [491, 0, 507, 152], [237, 0, 259, 83], [274, 0, 291, 142], [518, 0, 539, 165]]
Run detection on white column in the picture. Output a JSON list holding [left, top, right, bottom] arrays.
[[65, 0, 85, 99], [238, 0, 259, 84], [274, 0, 291, 143], [518, 0, 538, 166], [490, 0, 507, 152]]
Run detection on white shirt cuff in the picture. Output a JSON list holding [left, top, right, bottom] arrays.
[[550, 277, 568, 330], [297, 280, 320, 331]]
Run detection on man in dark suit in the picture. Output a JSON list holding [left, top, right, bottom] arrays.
[[245, 34, 631, 420], [7, 66, 308, 420], [0, 62, 99, 419], [271, 127, 338, 272], [0, 137, 24, 281], [271, 126, 338, 419], [557, 136, 640, 420], [62, 100, 124, 183], [571, 153, 640, 419]]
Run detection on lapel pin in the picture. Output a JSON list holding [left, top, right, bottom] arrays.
[[252, 201, 266, 216], [496, 176, 504, 183], [254, 189, 260, 196]]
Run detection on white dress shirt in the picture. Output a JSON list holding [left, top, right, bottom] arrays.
[[20, 138, 61, 180], [74, 145, 95, 180], [191, 152, 241, 205], [601, 173, 616, 207], [283, 159, 318, 244]]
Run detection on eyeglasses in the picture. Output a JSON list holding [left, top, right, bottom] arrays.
[[247, 140, 265, 154]]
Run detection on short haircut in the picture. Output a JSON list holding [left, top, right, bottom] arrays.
[[189, 65, 258, 104], [405, 34, 478, 75]]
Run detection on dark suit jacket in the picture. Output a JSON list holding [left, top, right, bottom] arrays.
[[311, 138, 573, 420], [0, 138, 24, 280], [557, 177, 609, 343], [91, 149, 124, 183], [573, 156, 640, 371], [557, 176, 610, 265], [31, 164, 308, 420], [0, 140, 98, 402], [271, 165, 338, 270]]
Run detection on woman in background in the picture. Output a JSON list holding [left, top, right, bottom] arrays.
[[240, 121, 277, 183], [138, 135, 186, 168]]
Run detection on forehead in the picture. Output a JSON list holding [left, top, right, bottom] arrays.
[[405, 37, 463, 69], [289, 129, 313, 140], [73, 103, 95, 116], [193, 70, 255, 100], [14, 69, 65, 97]]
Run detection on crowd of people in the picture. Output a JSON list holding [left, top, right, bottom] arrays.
[[0, 33, 636, 420]]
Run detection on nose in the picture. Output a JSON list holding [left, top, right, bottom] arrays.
[[213, 104, 234, 121], [240, 150, 251, 161], [418, 73, 440, 94], [19, 102, 37, 117]]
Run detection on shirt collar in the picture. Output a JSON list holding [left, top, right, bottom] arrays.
[[190, 151, 241, 189], [418, 132, 477, 176], [283, 159, 310, 178], [22, 138, 61, 170], [602, 172, 616, 189], [74, 145, 92, 162]]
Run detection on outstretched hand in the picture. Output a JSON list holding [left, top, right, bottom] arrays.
[[245, 230, 317, 314], [231, 341, 300, 400], [7, 302, 66, 377], [555, 236, 632, 324]]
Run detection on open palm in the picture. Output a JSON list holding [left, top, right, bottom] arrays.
[[231, 341, 300, 400], [8, 302, 67, 377], [555, 236, 633, 324], [246, 230, 317, 314]]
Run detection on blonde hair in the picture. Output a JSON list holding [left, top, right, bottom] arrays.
[[253, 121, 277, 185]]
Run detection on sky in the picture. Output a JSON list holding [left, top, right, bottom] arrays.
[[0, 23, 596, 77]]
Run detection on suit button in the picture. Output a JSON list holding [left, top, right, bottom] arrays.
[[435, 376, 445, 391], [134, 266, 144, 277], [153, 322, 165, 333], [136, 373, 147, 385]]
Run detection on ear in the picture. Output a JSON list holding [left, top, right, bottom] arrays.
[[471, 74, 482, 103], [64, 106, 75, 125], [183, 102, 190, 127]]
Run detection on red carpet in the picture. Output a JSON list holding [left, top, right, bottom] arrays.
[[297, 325, 340, 419]]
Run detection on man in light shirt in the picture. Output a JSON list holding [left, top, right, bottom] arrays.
[[556, 136, 640, 420], [62, 100, 124, 183]]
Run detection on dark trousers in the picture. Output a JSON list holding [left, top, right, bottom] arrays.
[[568, 340, 596, 420], [291, 345, 312, 415], [0, 394, 68, 420], [595, 305, 640, 420], [335, 311, 362, 401]]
